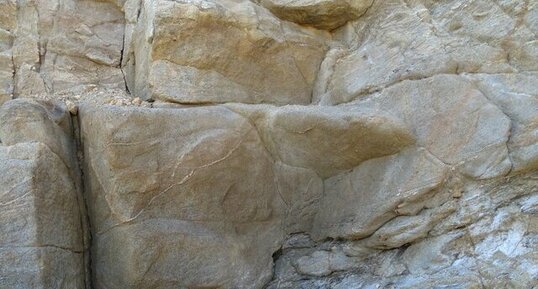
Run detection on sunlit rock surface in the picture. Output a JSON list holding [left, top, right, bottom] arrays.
[[0, 0, 537, 288]]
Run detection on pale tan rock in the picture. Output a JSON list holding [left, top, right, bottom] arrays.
[[0, 99, 76, 170], [365, 203, 455, 249], [0, 0, 15, 104], [0, 99, 91, 287], [80, 104, 286, 289], [320, 0, 530, 104], [313, 147, 448, 240], [0, 143, 84, 289], [230, 104, 415, 178], [127, 0, 328, 104], [257, 0, 374, 30], [274, 162, 323, 233], [467, 72, 538, 173], [351, 75, 512, 179]]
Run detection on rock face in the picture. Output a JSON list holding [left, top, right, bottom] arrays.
[[1, 0, 537, 289], [124, 0, 328, 104], [79, 104, 286, 289], [0, 143, 85, 289]]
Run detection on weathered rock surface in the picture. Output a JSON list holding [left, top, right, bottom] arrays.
[[313, 147, 449, 240], [467, 72, 538, 174], [350, 75, 513, 180], [0, 142, 84, 289], [125, 0, 329, 104], [80, 104, 286, 289], [257, 0, 374, 30], [317, 0, 537, 104], [0, 0, 125, 103], [229, 104, 415, 177], [268, 172, 538, 289], [1, 0, 538, 288]]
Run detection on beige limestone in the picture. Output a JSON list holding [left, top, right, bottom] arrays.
[[125, 0, 329, 104], [0, 143, 84, 289]]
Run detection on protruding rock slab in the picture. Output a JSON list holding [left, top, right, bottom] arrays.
[[313, 147, 449, 240], [127, 0, 328, 104], [80, 104, 286, 289], [0, 143, 84, 289], [230, 104, 415, 178], [257, 0, 374, 30]]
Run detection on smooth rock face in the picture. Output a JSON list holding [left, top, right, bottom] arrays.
[[352, 75, 513, 180], [230, 104, 415, 178], [313, 147, 449, 240], [125, 0, 328, 104], [0, 143, 84, 289], [80, 104, 286, 289], [257, 0, 374, 30], [2, 0, 538, 288], [467, 72, 538, 173]]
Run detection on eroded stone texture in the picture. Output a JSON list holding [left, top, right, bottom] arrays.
[[350, 75, 513, 180], [229, 104, 415, 178], [125, 0, 329, 104], [318, 0, 536, 104], [0, 142, 84, 289], [268, 172, 538, 289], [467, 72, 538, 174], [0, 0, 16, 104], [313, 147, 449, 240], [80, 104, 287, 289], [257, 0, 374, 30], [0, 0, 125, 98], [2, 0, 538, 288]]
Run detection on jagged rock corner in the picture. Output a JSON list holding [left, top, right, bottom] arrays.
[[0, 0, 537, 288]]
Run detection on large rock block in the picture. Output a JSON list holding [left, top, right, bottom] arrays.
[[0, 99, 76, 168], [0, 0, 15, 104], [126, 0, 328, 104], [0, 143, 84, 289], [228, 104, 415, 178], [79, 104, 287, 289]]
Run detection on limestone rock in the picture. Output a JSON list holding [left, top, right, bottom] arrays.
[[0, 143, 84, 289], [318, 0, 535, 104], [467, 72, 538, 173], [257, 0, 374, 30], [313, 147, 449, 240], [126, 0, 329, 104], [268, 173, 538, 289], [80, 104, 286, 289], [0, 0, 15, 104], [0, 99, 76, 168], [274, 162, 324, 233], [230, 104, 415, 178], [352, 75, 512, 179]]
